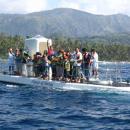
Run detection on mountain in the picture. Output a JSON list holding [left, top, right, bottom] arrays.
[[0, 8, 130, 38]]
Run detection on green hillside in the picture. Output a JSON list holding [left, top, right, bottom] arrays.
[[0, 8, 130, 38]]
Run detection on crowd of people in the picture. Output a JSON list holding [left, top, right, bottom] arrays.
[[8, 46, 98, 83]]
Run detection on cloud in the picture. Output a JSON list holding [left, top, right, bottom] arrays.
[[82, 0, 130, 15], [58, 0, 80, 10], [0, 0, 130, 15], [0, 0, 47, 14], [58, 0, 130, 15]]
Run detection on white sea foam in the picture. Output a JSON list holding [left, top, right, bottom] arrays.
[[6, 84, 18, 88]]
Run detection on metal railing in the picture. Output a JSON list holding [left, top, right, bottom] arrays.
[[0, 59, 130, 82], [0, 59, 8, 74]]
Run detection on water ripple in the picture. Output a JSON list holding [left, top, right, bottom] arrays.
[[0, 63, 130, 129]]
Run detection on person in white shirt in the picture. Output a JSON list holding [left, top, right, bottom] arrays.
[[8, 48, 15, 74], [91, 49, 98, 78], [72, 48, 83, 82]]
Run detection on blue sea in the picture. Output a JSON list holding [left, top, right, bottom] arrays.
[[0, 62, 130, 130]]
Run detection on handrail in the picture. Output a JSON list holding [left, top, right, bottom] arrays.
[[98, 61, 130, 64], [0, 59, 130, 82]]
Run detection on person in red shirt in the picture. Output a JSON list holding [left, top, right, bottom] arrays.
[[48, 46, 54, 56]]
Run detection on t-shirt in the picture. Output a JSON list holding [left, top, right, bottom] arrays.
[[8, 52, 15, 65], [83, 52, 91, 65], [48, 48, 54, 56], [92, 52, 98, 69], [73, 51, 83, 66]]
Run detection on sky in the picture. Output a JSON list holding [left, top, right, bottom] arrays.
[[0, 0, 130, 16]]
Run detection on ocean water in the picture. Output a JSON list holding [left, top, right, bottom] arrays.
[[0, 62, 130, 130]]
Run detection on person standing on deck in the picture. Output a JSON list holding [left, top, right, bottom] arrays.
[[42, 55, 51, 80], [22, 51, 30, 76], [55, 49, 64, 80], [8, 48, 15, 75], [64, 54, 71, 82], [82, 48, 92, 81], [48, 46, 54, 59], [72, 48, 83, 82], [15, 49, 23, 75], [91, 49, 99, 78]]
